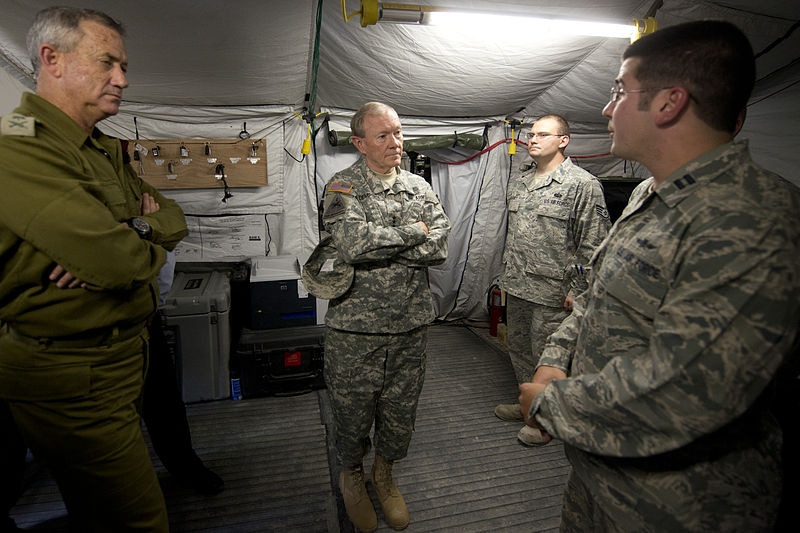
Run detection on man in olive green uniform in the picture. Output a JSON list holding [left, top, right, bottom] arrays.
[[495, 114, 609, 446], [321, 102, 450, 531], [0, 7, 186, 532], [519, 21, 800, 531]]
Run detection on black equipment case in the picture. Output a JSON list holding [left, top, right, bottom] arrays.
[[232, 325, 325, 397]]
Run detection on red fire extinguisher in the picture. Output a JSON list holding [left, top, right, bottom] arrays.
[[489, 285, 504, 337]]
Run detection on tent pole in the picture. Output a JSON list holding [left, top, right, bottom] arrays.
[[308, 0, 325, 118]]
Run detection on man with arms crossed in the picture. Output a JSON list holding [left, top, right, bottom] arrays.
[[0, 7, 186, 531], [320, 102, 450, 531]]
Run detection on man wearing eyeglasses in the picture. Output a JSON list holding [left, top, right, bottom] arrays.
[[494, 114, 610, 446], [519, 20, 800, 531]]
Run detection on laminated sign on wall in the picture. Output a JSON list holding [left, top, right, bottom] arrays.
[[174, 215, 268, 261]]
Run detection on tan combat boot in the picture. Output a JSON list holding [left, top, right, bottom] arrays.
[[371, 455, 409, 530], [339, 465, 377, 532], [494, 402, 524, 421]]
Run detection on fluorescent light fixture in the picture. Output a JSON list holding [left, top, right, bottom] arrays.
[[345, 1, 642, 39], [380, 6, 425, 24], [423, 11, 634, 38]]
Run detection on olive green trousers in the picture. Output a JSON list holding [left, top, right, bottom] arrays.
[[0, 328, 168, 532]]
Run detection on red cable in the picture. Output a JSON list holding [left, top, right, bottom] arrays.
[[438, 138, 611, 165], [572, 152, 612, 159], [437, 80, 797, 167], [748, 78, 800, 107], [437, 138, 517, 166]]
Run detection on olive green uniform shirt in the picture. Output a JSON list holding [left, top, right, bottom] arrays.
[[0, 92, 188, 338]]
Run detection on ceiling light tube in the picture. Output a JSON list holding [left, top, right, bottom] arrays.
[[424, 11, 634, 38], [352, 0, 636, 39]]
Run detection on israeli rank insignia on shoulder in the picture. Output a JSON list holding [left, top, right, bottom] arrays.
[[0, 113, 36, 137]]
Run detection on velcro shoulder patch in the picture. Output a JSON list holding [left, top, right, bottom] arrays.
[[324, 193, 347, 219], [328, 181, 353, 194], [1, 113, 36, 137]]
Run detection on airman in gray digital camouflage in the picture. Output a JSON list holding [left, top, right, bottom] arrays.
[[495, 114, 609, 446], [519, 20, 800, 532], [320, 102, 450, 531]]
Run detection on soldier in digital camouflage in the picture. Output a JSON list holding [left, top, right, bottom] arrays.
[[519, 20, 800, 532], [320, 102, 450, 531], [494, 114, 610, 446]]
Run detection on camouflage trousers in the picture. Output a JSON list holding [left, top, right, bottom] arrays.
[[325, 326, 427, 467], [0, 328, 168, 532], [560, 437, 782, 533], [506, 294, 568, 385]]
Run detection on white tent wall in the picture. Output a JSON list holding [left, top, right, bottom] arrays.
[[738, 61, 800, 183], [97, 106, 321, 263], [1, 0, 799, 323], [431, 126, 511, 320], [0, 66, 27, 115]]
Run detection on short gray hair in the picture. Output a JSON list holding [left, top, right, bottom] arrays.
[[27, 6, 125, 77], [350, 102, 395, 138]]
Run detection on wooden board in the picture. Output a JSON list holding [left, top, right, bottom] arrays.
[[126, 139, 268, 189]]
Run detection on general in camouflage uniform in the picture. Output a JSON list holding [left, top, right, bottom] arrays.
[[496, 115, 609, 446], [521, 21, 800, 532], [323, 157, 450, 463], [321, 102, 449, 531], [0, 8, 186, 532]]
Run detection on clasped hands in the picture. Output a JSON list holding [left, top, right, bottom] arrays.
[[518, 365, 568, 445]]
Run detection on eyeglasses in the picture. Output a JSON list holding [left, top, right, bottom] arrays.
[[609, 85, 671, 103], [526, 132, 566, 140]]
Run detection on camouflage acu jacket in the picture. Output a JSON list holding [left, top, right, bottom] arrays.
[[321, 157, 450, 334], [533, 140, 800, 458], [499, 157, 609, 306]]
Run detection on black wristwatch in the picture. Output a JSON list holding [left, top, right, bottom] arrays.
[[129, 217, 152, 240]]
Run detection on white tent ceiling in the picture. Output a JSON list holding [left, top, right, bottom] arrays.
[[1, 0, 798, 320], [1, 0, 797, 121]]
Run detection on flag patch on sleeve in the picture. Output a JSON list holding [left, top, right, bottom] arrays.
[[328, 181, 353, 194]]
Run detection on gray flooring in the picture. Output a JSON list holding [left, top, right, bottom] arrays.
[[9, 323, 568, 532]]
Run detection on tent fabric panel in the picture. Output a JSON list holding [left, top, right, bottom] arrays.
[[316, 0, 642, 118]]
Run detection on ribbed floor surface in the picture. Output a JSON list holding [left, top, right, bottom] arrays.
[[9, 324, 568, 532]]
